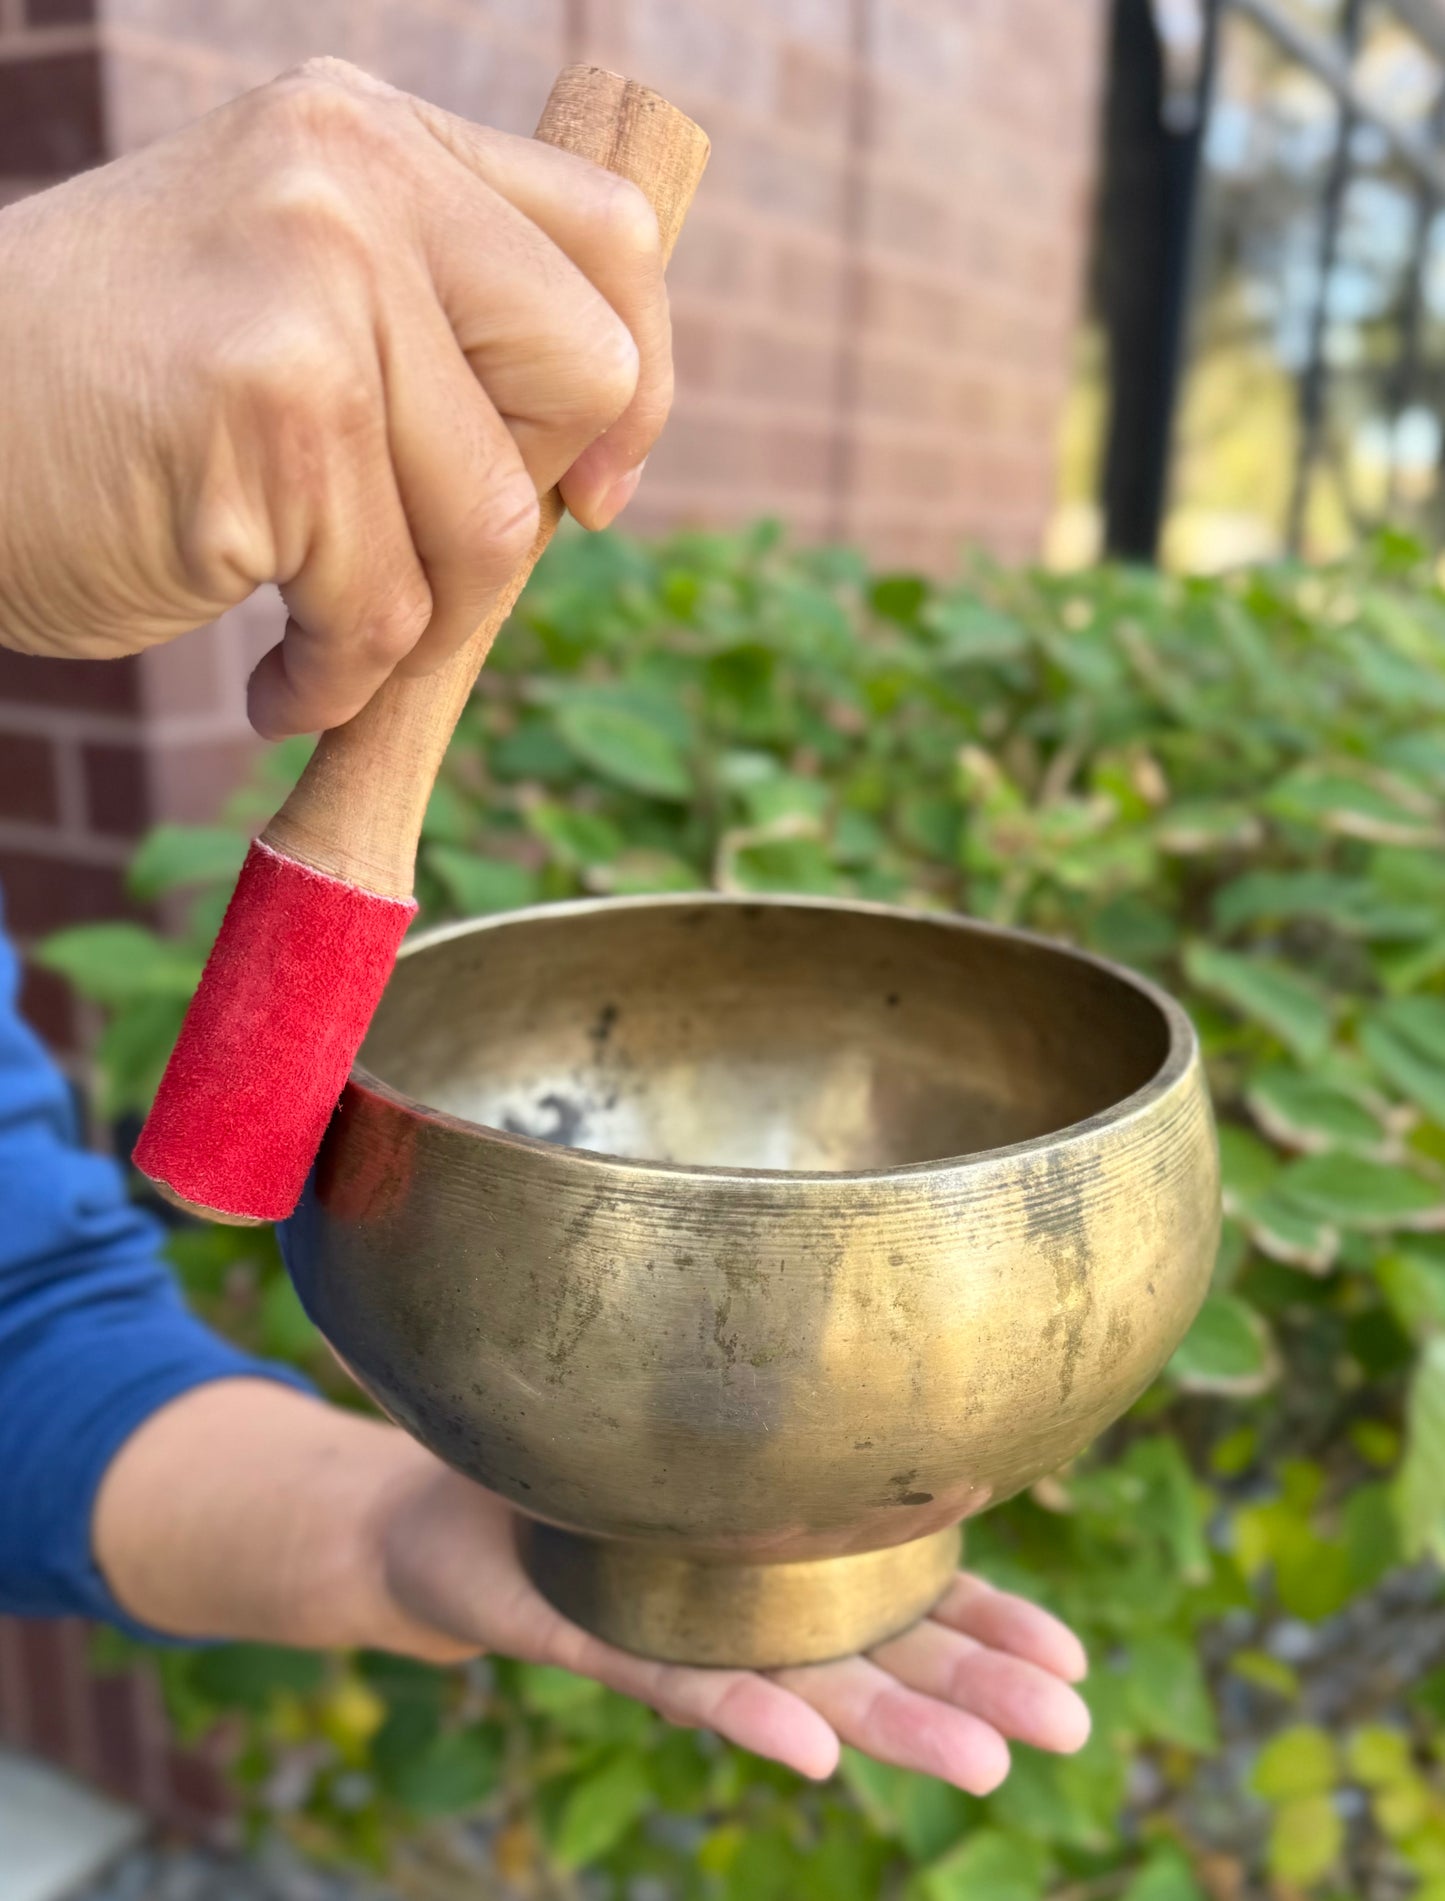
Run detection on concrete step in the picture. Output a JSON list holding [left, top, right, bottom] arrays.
[[0, 1749, 144, 1901]]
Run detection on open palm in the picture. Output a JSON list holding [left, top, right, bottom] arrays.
[[384, 1467, 1091, 1792]]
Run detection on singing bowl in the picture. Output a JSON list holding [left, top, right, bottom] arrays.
[[281, 895, 1219, 1668]]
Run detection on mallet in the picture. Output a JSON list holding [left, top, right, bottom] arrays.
[[133, 66, 710, 1224]]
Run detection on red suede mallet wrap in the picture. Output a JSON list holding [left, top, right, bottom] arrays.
[[132, 840, 415, 1223]]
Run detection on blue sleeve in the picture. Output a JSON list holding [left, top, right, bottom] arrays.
[[0, 899, 313, 1633]]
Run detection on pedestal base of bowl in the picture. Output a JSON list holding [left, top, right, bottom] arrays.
[[517, 1521, 962, 1668]]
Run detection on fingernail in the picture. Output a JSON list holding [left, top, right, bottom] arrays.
[[594, 459, 646, 528]]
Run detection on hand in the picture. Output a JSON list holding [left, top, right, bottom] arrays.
[[0, 58, 669, 737], [382, 1465, 1092, 1791], [383, 1468, 1091, 1789], [96, 1382, 1089, 1792]]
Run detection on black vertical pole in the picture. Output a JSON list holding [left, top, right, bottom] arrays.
[[1097, 0, 1220, 562], [1285, 0, 1366, 555]]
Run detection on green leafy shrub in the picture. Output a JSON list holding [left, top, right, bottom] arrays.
[[46, 522, 1445, 1895]]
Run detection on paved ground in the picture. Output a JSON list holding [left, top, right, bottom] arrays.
[[0, 1751, 144, 1901], [74, 1843, 397, 1901]]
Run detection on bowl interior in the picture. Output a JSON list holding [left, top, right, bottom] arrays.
[[359, 899, 1172, 1173]]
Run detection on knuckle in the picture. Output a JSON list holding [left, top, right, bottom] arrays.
[[595, 173, 662, 266], [466, 472, 542, 569], [576, 309, 641, 429], [251, 161, 371, 261], [222, 319, 336, 416], [265, 58, 376, 141], [361, 582, 432, 665]]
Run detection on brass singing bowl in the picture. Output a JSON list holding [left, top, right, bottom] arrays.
[[281, 895, 1219, 1668]]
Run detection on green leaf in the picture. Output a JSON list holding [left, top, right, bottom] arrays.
[[489, 717, 578, 784], [1266, 768, 1440, 845], [925, 595, 1030, 663], [187, 1643, 326, 1712], [1376, 1238, 1445, 1337], [1217, 1124, 1282, 1208], [918, 1828, 1047, 1901], [95, 995, 187, 1117], [1168, 1293, 1277, 1396], [1266, 1793, 1343, 1885], [988, 1739, 1122, 1852], [1213, 870, 1373, 935], [1360, 1014, 1445, 1125], [591, 848, 703, 895], [425, 847, 539, 915], [1251, 1725, 1339, 1801], [1397, 1336, 1445, 1561], [383, 1724, 502, 1817], [870, 573, 929, 624], [127, 824, 247, 899], [258, 1273, 317, 1360], [516, 1663, 604, 1714], [550, 1752, 652, 1870], [420, 779, 475, 846], [1121, 1848, 1208, 1901], [837, 1753, 970, 1860], [526, 802, 624, 868], [1125, 1632, 1218, 1753], [727, 836, 840, 895], [1183, 944, 1332, 1062], [1155, 802, 1262, 854], [1347, 1724, 1414, 1787], [1246, 1067, 1385, 1153], [554, 698, 693, 799], [35, 924, 201, 1007], [1245, 1192, 1340, 1275], [1274, 1153, 1443, 1230]]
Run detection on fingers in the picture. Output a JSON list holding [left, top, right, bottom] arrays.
[[401, 160, 638, 501], [770, 1654, 1012, 1796], [933, 1573, 1090, 1684], [245, 385, 434, 738], [404, 100, 671, 524], [380, 290, 543, 677], [493, 1564, 838, 1781], [868, 1618, 1092, 1756]]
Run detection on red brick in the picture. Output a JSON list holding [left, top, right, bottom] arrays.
[[90, 1668, 152, 1808], [0, 732, 60, 826], [766, 420, 834, 492], [669, 309, 724, 392], [17, 958, 76, 1049], [136, 622, 225, 721], [26, 0, 94, 20], [149, 734, 260, 824], [666, 204, 769, 302], [0, 51, 104, 173], [109, 0, 369, 70], [772, 240, 849, 326], [17, 1619, 73, 1763], [733, 325, 836, 407], [0, 850, 138, 935], [0, 647, 140, 714], [709, 124, 847, 227], [628, 1, 776, 114], [82, 742, 150, 837], [103, 48, 219, 155], [778, 41, 852, 141]]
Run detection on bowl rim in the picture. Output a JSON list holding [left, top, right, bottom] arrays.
[[345, 892, 1203, 1187]]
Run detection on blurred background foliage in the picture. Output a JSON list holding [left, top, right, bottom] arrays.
[[43, 521, 1445, 1898]]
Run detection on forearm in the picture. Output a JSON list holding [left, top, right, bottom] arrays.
[[92, 1378, 472, 1660]]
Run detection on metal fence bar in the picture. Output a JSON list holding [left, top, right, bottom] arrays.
[[1229, 0, 1445, 196]]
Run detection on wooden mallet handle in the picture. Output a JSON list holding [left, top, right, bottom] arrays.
[[264, 67, 709, 899]]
